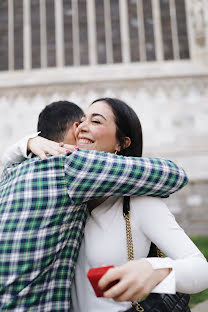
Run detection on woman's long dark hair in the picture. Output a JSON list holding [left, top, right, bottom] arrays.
[[92, 98, 157, 256], [92, 98, 143, 157]]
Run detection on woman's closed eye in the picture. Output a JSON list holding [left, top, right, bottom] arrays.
[[92, 120, 101, 124], [78, 118, 101, 124]]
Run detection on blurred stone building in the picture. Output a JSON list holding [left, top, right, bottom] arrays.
[[0, 0, 208, 234]]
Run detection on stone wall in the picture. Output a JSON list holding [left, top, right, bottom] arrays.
[[0, 73, 207, 235], [166, 180, 208, 236], [0, 0, 208, 235]]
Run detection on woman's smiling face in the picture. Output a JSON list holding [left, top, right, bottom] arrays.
[[75, 101, 121, 153]]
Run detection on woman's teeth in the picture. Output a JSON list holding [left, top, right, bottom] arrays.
[[79, 139, 93, 144]]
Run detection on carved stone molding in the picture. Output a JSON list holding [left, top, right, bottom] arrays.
[[190, 0, 207, 46], [1, 75, 208, 100]]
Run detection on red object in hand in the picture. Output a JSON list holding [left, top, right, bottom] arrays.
[[87, 265, 117, 297]]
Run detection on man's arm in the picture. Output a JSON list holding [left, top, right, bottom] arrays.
[[0, 133, 39, 167], [0, 134, 74, 167], [64, 150, 188, 204]]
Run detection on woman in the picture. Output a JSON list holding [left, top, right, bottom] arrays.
[[70, 98, 208, 311], [2, 98, 208, 312]]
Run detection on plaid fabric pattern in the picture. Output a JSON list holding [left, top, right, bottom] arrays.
[[0, 150, 188, 311], [65, 150, 188, 203]]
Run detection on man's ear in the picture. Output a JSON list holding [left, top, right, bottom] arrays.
[[123, 137, 131, 149], [73, 122, 79, 132]]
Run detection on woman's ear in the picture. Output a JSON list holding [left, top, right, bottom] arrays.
[[123, 137, 131, 150], [115, 137, 131, 153]]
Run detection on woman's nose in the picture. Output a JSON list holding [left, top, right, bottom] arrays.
[[78, 120, 89, 132]]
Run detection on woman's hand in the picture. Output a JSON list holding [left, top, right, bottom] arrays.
[[28, 136, 78, 160], [98, 260, 170, 302]]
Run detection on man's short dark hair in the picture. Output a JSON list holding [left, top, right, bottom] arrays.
[[37, 101, 83, 142]]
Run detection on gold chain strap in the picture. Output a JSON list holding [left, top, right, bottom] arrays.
[[156, 247, 164, 258], [124, 211, 144, 312], [124, 211, 163, 312], [124, 212, 134, 261], [134, 301, 145, 312]]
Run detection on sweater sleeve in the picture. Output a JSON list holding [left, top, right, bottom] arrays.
[[64, 149, 188, 203], [134, 197, 208, 294], [1, 133, 39, 167]]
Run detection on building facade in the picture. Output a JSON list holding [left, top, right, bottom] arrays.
[[0, 0, 208, 234]]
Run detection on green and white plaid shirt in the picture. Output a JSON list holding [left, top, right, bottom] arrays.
[[0, 150, 188, 311]]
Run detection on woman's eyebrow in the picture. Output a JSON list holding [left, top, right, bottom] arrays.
[[91, 113, 107, 120]]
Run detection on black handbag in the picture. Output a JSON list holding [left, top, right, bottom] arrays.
[[123, 293, 190, 312], [122, 196, 191, 312]]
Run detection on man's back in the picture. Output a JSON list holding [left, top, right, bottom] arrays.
[[0, 155, 87, 311], [0, 149, 188, 311]]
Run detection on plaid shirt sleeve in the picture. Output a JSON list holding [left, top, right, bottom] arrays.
[[64, 150, 188, 204]]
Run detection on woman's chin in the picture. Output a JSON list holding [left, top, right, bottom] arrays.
[[78, 143, 95, 150]]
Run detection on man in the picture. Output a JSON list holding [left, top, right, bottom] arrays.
[[1, 101, 84, 166], [0, 101, 188, 311]]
